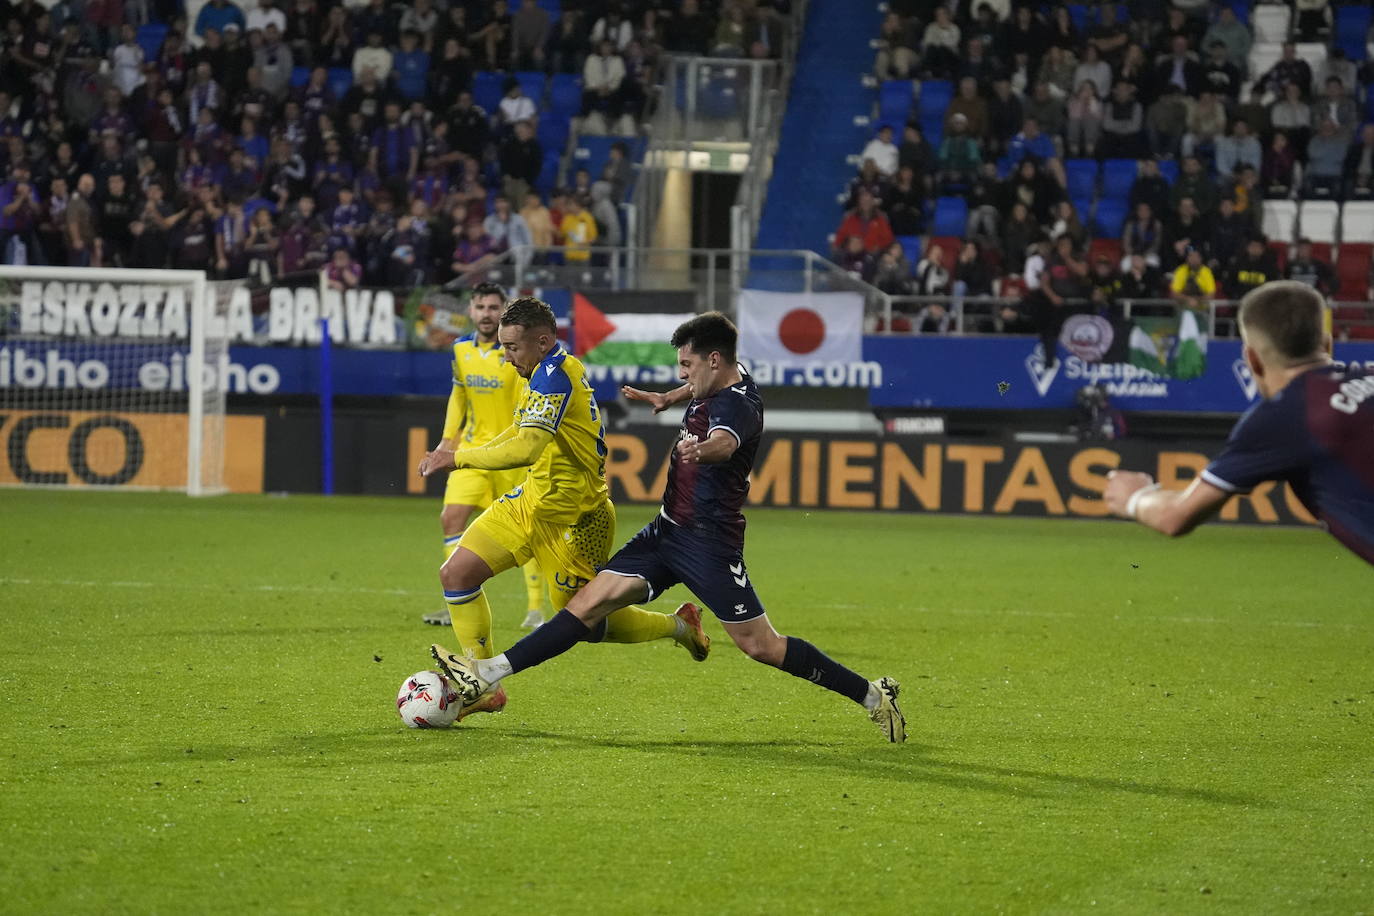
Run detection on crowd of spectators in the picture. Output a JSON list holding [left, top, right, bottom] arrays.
[[839, 0, 1374, 335], [0, 0, 786, 283]]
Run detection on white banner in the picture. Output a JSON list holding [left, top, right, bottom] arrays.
[[736, 290, 863, 367]]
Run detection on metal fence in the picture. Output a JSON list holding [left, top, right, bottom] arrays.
[[882, 294, 1374, 339], [450, 244, 1374, 341]]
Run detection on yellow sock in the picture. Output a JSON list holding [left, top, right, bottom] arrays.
[[603, 604, 678, 644], [442, 531, 463, 561], [523, 561, 546, 614], [444, 586, 495, 659]]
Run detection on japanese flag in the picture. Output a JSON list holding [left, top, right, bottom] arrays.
[[736, 290, 864, 367]]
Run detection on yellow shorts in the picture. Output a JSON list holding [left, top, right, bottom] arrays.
[[443, 467, 526, 509], [459, 488, 617, 606]]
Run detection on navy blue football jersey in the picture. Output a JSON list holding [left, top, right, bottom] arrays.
[[1203, 364, 1374, 565], [660, 372, 764, 549]]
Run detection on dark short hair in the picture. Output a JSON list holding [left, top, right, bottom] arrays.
[[1238, 281, 1325, 365], [670, 311, 737, 362], [501, 296, 557, 333], [471, 281, 506, 302]]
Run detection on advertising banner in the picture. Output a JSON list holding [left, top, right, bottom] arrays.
[[866, 336, 1374, 412], [0, 410, 265, 492], [600, 427, 1317, 526]]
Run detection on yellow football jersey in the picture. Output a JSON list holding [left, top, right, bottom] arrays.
[[514, 345, 610, 524], [442, 335, 524, 447]]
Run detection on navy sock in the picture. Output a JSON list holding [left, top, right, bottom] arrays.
[[781, 636, 870, 705], [504, 609, 591, 675]]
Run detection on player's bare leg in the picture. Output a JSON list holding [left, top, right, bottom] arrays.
[[424, 503, 478, 626], [722, 615, 906, 743]]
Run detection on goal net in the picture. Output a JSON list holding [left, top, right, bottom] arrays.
[[0, 267, 236, 495]]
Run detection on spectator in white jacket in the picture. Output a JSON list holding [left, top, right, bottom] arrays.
[[352, 31, 393, 83], [860, 125, 899, 178], [110, 25, 146, 97], [582, 40, 627, 121], [1071, 45, 1111, 100]]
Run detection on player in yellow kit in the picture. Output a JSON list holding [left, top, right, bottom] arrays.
[[419, 297, 709, 708], [420, 283, 547, 630]]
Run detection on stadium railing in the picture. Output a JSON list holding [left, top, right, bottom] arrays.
[[630, 56, 785, 252], [882, 294, 1374, 340], [471, 245, 871, 314], [456, 245, 1374, 341]]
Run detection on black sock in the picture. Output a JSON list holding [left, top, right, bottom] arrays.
[[780, 636, 870, 705], [504, 609, 590, 675]]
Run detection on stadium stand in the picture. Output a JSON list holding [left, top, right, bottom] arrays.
[[0, 0, 750, 284], [816, 0, 1374, 337]]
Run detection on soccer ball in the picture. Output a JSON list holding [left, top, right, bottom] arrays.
[[396, 670, 462, 728]]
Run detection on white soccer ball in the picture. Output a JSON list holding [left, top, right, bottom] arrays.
[[396, 670, 462, 729]]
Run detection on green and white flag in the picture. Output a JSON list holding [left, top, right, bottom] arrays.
[[1129, 312, 1209, 380], [1169, 308, 1207, 380]]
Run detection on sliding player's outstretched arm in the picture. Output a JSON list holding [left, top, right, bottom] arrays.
[[622, 383, 691, 414], [1105, 471, 1230, 537]]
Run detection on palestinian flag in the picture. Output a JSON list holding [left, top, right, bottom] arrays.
[[572, 292, 693, 366]]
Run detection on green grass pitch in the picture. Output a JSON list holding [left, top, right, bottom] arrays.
[[1, 490, 1371, 914]]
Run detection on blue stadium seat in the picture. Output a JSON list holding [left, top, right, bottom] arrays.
[[1335, 6, 1372, 61], [896, 234, 921, 269], [1070, 197, 1093, 226], [243, 197, 276, 219], [290, 66, 311, 89], [916, 80, 953, 119], [535, 151, 560, 194], [515, 70, 546, 105], [995, 154, 1015, 178], [700, 77, 739, 119], [538, 117, 570, 154], [549, 74, 583, 117], [931, 197, 968, 237], [1227, 0, 1252, 25], [1065, 159, 1099, 200], [918, 114, 943, 149], [1094, 199, 1127, 238], [1158, 159, 1180, 185], [327, 67, 353, 99], [879, 80, 914, 125], [136, 23, 167, 60], [1101, 159, 1139, 200], [537, 0, 561, 17], [572, 136, 646, 182], [472, 71, 505, 114], [1066, 4, 1089, 31]]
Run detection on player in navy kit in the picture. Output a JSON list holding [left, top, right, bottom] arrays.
[[432, 312, 908, 742], [1105, 280, 1374, 564]]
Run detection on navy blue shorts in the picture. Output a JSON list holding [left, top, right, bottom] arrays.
[[602, 514, 766, 623]]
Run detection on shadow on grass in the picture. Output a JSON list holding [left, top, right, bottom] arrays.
[[501, 728, 1264, 807], [88, 725, 1262, 809]]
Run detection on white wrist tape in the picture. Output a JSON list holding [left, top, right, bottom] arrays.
[[1125, 483, 1161, 519]]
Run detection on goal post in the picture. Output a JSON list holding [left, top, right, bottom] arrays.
[[0, 265, 233, 495]]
